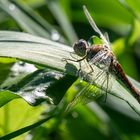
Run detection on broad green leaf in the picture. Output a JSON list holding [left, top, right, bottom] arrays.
[[0, 91, 20, 108], [0, 99, 47, 139], [0, 67, 76, 107], [2, 69, 58, 106], [46, 74, 77, 105], [0, 60, 38, 107], [0, 58, 15, 84], [1, 61, 37, 87]]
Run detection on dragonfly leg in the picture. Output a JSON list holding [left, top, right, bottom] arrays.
[[69, 52, 78, 59], [77, 61, 83, 79], [62, 53, 88, 79], [61, 53, 86, 63], [88, 64, 94, 74], [81, 64, 94, 80], [77, 61, 93, 81]]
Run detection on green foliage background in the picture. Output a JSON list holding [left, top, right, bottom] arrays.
[[0, 0, 140, 140]]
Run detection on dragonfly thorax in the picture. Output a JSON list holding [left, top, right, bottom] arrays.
[[86, 44, 105, 61]]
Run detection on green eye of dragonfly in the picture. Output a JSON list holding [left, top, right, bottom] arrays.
[[73, 39, 87, 57], [88, 35, 103, 46]]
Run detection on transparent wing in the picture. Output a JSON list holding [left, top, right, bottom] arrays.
[[66, 68, 112, 111], [83, 6, 111, 50], [104, 32, 110, 44], [88, 50, 108, 66], [88, 50, 112, 72]]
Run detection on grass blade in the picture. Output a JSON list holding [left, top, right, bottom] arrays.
[[0, 0, 65, 42], [46, 0, 78, 44]]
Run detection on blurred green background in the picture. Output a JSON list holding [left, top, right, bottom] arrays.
[[0, 0, 140, 140]]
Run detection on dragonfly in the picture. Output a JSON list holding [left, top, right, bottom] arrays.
[[65, 6, 140, 110]]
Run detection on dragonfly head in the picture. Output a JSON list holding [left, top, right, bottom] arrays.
[[73, 39, 88, 57]]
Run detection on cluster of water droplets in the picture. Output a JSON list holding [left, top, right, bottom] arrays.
[[10, 61, 37, 77]]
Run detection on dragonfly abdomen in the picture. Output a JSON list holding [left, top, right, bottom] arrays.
[[112, 61, 140, 102]]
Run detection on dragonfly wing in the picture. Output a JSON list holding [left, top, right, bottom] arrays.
[[87, 52, 113, 99], [98, 54, 112, 70], [101, 72, 113, 101], [77, 50, 112, 85], [66, 69, 112, 111], [88, 50, 107, 66], [104, 32, 111, 49], [104, 32, 109, 42], [88, 50, 112, 72], [83, 6, 111, 49], [87, 70, 113, 102], [66, 83, 92, 111]]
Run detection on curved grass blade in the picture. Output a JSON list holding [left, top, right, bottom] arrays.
[[0, 31, 74, 72], [117, 0, 140, 21], [46, 0, 78, 44]]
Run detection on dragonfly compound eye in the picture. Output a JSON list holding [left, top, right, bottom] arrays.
[[73, 39, 88, 57]]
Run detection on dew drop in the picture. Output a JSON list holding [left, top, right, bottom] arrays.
[[9, 4, 15, 11], [51, 30, 60, 41], [25, 134, 33, 140], [72, 111, 79, 118], [11, 61, 37, 77]]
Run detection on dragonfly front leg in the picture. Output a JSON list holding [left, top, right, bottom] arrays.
[[77, 59, 95, 82], [62, 52, 88, 78], [62, 51, 87, 63]]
